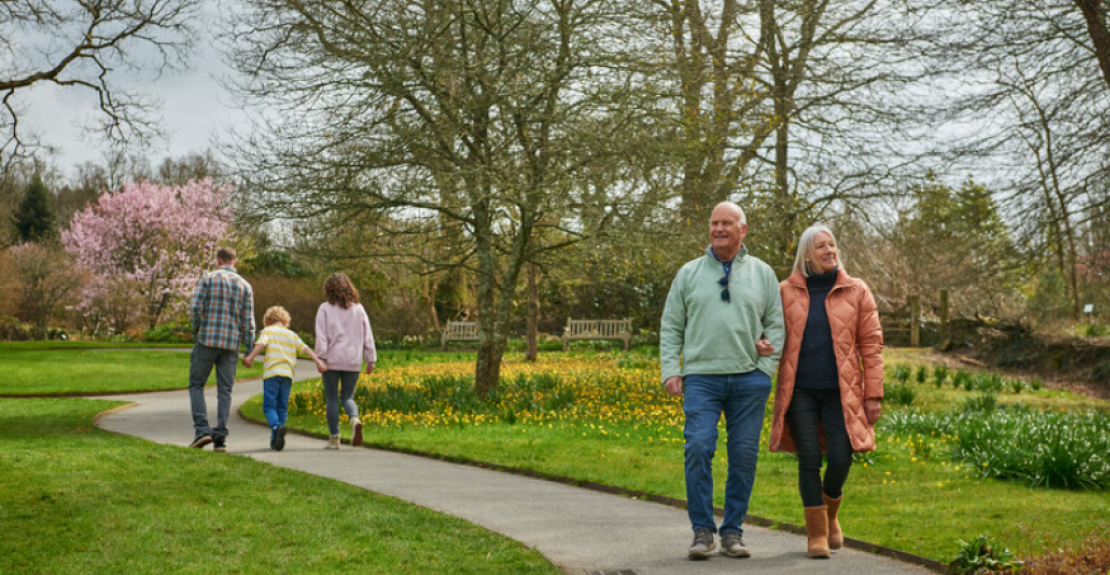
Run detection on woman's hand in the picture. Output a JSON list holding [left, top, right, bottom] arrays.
[[864, 398, 882, 425], [755, 339, 775, 356], [365, 362, 375, 375]]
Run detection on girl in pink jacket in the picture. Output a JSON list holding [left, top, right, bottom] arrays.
[[315, 273, 377, 450]]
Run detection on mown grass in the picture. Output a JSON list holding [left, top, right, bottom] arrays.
[[248, 348, 1110, 563], [0, 349, 264, 395], [0, 398, 559, 575]]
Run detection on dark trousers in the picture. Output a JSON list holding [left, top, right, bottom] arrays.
[[784, 387, 854, 507]]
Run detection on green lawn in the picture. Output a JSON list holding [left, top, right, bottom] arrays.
[[0, 398, 559, 575], [245, 348, 1110, 564], [0, 349, 264, 395]]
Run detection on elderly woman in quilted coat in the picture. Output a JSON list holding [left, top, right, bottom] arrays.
[[766, 224, 883, 559]]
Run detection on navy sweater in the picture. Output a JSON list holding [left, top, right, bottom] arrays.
[[794, 269, 840, 389]]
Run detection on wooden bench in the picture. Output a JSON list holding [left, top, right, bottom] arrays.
[[562, 318, 633, 351], [441, 321, 480, 349]]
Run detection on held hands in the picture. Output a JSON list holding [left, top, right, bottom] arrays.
[[314, 359, 328, 373], [755, 338, 775, 356], [242, 357, 254, 369], [664, 376, 684, 396], [864, 398, 882, 425]]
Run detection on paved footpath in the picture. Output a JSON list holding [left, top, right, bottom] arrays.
[[96, 359, 933, 575]]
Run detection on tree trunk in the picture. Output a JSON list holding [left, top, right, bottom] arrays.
[[1074, 0, 1110, 93], [525, 263, 539, 362], [475, 336, 507, 397]]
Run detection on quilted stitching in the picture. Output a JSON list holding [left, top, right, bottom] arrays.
[[769, 270, 885, 455]]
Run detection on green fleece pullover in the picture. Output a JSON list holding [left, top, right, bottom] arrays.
[[660, 246, 785, 382]]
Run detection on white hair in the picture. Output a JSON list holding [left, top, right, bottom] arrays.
[[792, 224, 843, 277], [712, 201, 747, 225]]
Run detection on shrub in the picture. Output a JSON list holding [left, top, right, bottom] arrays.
[[952, 369, 972, 390], [948, 534, 1022, 574], [958, 393, 998, 413], [974, 372, 1005, 394], [886, 383, 918, 406], [1008, 378, 1025, 394], [933, 365, 950, 388], [891, 364, 912, 384], [1080, 323, 1109, 338], [140, 323, 193, 343], [915, 365, 930, 384], [1029, 377, 1044, 391], [951, 408, 1110, 490], [0, 315, 33, 341]]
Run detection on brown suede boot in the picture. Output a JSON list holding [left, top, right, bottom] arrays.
[[823, 493, 843, 551], [804, 506, 830, 558]]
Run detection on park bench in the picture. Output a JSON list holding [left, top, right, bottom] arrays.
[[562, 318, 633, 351], [441, 321, 481, 349]]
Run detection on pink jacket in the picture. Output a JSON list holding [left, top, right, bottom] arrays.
[[769, 269, 884, 453], [314, 302, 376, 372]]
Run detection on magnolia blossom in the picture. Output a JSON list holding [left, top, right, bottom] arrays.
[[62, 178, 234, 329]]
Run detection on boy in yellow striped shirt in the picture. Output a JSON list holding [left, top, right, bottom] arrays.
[[243, 306, 327, 451]]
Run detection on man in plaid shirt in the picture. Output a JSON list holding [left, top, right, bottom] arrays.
[[188, 247, 255, 452]]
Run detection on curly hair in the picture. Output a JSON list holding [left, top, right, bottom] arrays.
[[263, 306, 291, 327], [323, 272, 360, 309]]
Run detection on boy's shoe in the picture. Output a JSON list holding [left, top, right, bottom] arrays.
[[189, 434, 212, 449], [688, 528, 715, 560], [350, 418, 363, 447], [213, 438, 227, 453], [720, 532, 750, 558], [273, 426, 287, 452]]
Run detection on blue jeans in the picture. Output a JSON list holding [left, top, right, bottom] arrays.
[[188, 343, 239, 440], [683, 371, 772, 536], [262, 376, 293, 432]]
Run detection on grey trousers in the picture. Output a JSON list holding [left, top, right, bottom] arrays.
[[321, 370, 361, 435], [189, 343, 239, 440]]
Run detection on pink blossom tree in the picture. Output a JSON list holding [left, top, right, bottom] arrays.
[[62, 178, 234, 330]]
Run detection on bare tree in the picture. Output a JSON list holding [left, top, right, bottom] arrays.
[[931, 0, 1110, 317], [635, 0, 927, 271], [226, 0, 646, 395], [0, 0, 201, 164]]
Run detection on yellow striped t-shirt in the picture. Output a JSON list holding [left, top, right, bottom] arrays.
[[256, 325, 309, 379]]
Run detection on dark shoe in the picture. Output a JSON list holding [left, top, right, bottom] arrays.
[[720, 532, 750, 558], [189, 435, 212, 449], [688, 528, 715, 560], [273, 426, 287, 452], [213, 438, 227, 453]]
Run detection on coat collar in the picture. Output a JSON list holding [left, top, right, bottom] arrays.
[[786, 268, 851, 290]]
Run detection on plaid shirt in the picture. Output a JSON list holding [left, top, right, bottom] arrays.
[[190, 266, 255, 352]]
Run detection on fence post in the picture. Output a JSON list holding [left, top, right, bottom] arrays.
[[910, 295, 920, 347]]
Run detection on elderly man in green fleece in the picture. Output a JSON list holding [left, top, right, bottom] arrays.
[[661, 201, 785, 560]]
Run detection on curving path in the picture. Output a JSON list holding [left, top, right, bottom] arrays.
[[95, 358, 935, 575]]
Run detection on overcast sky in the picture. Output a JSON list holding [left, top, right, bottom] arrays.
[[19, 4, 248, 176]]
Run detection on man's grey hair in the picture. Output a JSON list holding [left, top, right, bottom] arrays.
[[792, 224, 843, 277], [713, 201, 747, 225]]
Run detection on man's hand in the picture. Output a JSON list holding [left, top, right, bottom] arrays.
[[755, 338, 775, 356], [864, 398, 882, 425], [242, 357, 253, 369], [365, 363, 375, 375], [664, 376, 684, 396]]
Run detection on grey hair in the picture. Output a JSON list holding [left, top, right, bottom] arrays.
[[792, 224, 842, 277], [712, 201, 747, 225]]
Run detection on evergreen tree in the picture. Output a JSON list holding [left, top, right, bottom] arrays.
[[13, 175, 56, 243]]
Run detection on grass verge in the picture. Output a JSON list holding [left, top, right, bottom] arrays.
[[0, 349, 264, 395], [0, 397, 558, 575]]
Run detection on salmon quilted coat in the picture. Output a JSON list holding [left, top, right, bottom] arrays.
[[768, 269, 884, 454]]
